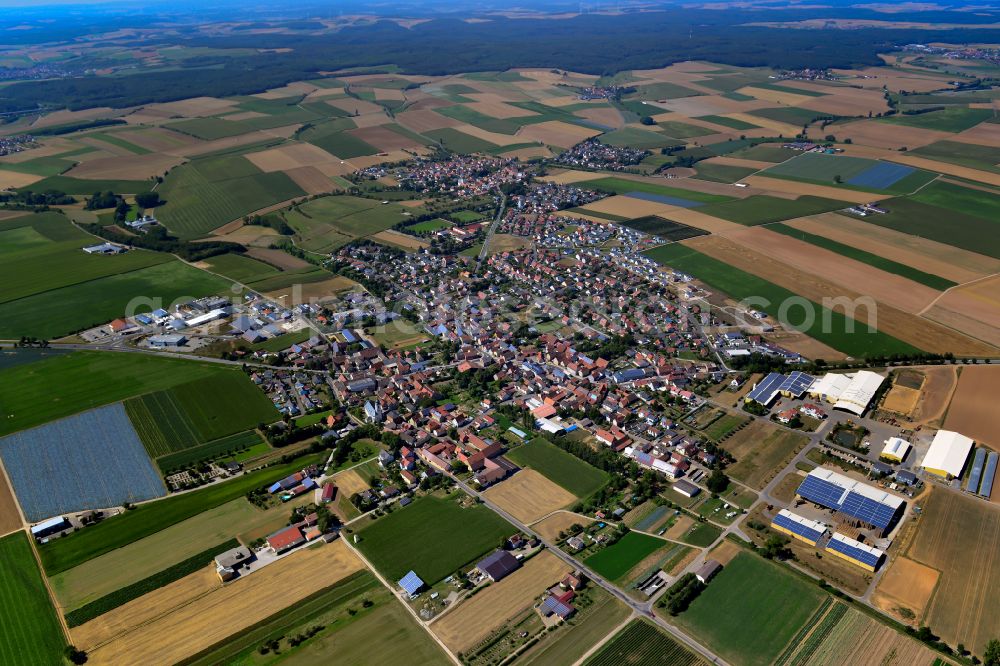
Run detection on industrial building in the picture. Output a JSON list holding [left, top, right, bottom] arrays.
[[921, 430, 974, 479], [399, 570, 425, 599], [807, 371, 885, 415], [770, 509, 829, 546], [825, 533, 885, 572], [796, 468, 905, 536], [745, 371, 814, 407], [966, 448, 998, 498], [880, 437, 911, 463], [477, 550, 521, 582]]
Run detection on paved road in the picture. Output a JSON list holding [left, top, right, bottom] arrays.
[[475, 192, 507, 273], [443, 471, 731, 665]]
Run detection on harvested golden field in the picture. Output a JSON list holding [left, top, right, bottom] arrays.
[[325, 97, 385, 116], [144, 96, 237, 117], [251, 81, 318, 99], [500, 145, 552, 160], [483, 469, 576, 524], [703, 155, 772, 170], [431, 549, 570, 653], [786, 213, 998, 284], [728, 112, 802, 136], [346, 112, 391, 129], [720, 226, 941, 315], [910, 365, 958, 427], [873, 556, 939, 619], [28, 106, 120, 130], [798, 86, 889, 117], [905, 488, 1000, 654], [882, 385, 921, 417], [245, 142, 339, 172], [764, 330, 850, 362], [834, 119, 950, 150], [738, 85, 813, 106], [79, 541, 363, 664], [450, 123, 524, 146], [332, 469, 370, 497], [723, 420, 807, 489], [0, 170, 42, 189], [799, 604, 938, 666], [742, 175, 875, 203], [371, 229, 430, 251], [685, 234, 998, 357], [582, 195, 673, 218], [0, 464, 22, 536], [517, 120, 601, 148], [540, 169, 609, 185], [531, 511, 593, 541], [943, 366, 1000, 447], [118, 127, 203, 153], [923, 274, 1000, 340], [707, 540, 742, 566], [833, 66, 955, 93], [65, 153, 185, 181], [648, 207, 744, 234], [397, 109, 461, 133], [265, 276, 358, 303], [349, 125, 425, 151], [923, 304, 1000, 350], [372, 87, 406, 101], [178, 130, 295, 158], [574, 106, 624, 128], [467, 99, 537, 119], [953, 122, 1000, 148], [244, 247, 312, 270], [286, 166, 335, 194]]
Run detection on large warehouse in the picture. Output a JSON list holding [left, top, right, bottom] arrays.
[[796, 467, 905, 535], [771, 509, 828, 546], [825, 533, 886, 572], [806, 371, 885, 415], [921, 430, 974, 479]]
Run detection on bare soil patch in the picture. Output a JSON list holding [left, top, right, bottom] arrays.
[[245, 142, 338, 172], [0, 462, 22, 536], [285, 166, 334, 194], [943, 365, 1000, 447], [397, 109, 461, 133], [834, 119, 950, 150], [742, 175, 875, 204], [244, 247, 311, 270], [531, 511, 593, 541], [517, 120, 601, 148], [873, 556, 939, 619], [144, 97, 237, 117], [65, 153, 184, 181], [882, 385, 921, 417], [371, 229, 429, 251]]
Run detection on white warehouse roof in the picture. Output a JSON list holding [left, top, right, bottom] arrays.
[[833, 371, 885, 415], [921, 430, 975, 478], [881, 437, 911, 460], [809, 373, 852, 400]]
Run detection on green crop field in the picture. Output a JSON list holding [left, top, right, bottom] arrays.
[[0, 533, 66, 665], [201, 253, 280, 282], [749, 106, 830, 127], [0, 352, 234, 437], [910, 180, 1000, 221], [407, 218, 452, 233], [879, 107, 994, 133], [911, 140, 1000, 174], [585, 619, 704, 666], [678, 522, 722, 547], [22, 174, 153, 194], [424, 127, 500, 153], [770, 222, 956, 290], [655, 120, 711, 139], [697, 114, 761, 130], [306, 129, 380, 158], [435, 104, 522, 134], [506, 438, 609, 498], [156, 431, 264, 472], [580, 177, 732, 204], [695, 194, 848, 225], [629, 81, 703, 100], [125, 370, 277, 458], [622, 216, 707, 242], [858, 196, 1000, 259], [0, 260, 229, 339], [584, 531, 667, 581], [157, 154, 306, 239], [643, 243, 921, 357], [730, 143, 801, 163], [38, 451, 326, 575], [85, 130, 152, 154], [601, 127, 678, 150], [674, 552, 825, 666], [285, 194, 412, 251], [356, 493, 514, 584], [693, 161, 758, 184], [167, 117, 251, 140]]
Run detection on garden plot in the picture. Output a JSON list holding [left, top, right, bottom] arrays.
[[0, 403, 165, 521]]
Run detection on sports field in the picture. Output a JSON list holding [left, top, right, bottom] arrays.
[[674, 552, 826, 666], [38, 452, 325, 576], [356, 493, 514, 584], [584, 531, 668, 581], [0, 532, 66, 665], [643, 243, 920, 358], [584, 619, 704, 666], [0, 403, 165, 521], [505, 438, 609, 498]]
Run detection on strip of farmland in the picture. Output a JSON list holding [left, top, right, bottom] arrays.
[[643, 243, 921, 357]]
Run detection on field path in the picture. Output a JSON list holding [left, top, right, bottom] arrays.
[[570, 613, 637, 666]]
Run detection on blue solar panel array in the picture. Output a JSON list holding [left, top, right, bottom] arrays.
[[778, 371, 814, 396], [772, 512, 825, 543], [967, 448, 987, 493], [796, 474, 899, 530], [747, 372, 785, 405], [979, 452, 998, 499], [398, 570, 424, 596], [827, 537, 883, 569]]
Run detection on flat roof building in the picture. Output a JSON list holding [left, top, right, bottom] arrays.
[[825, 533, 885, 572], [796, 467, 904, 535], [921, 430, 974, 479], [399, 570, 425, 598], [832, 371, 884, 415], [880, 437, 911, 463], [771, 509, 828, 546], [477, 550, 521, 582]]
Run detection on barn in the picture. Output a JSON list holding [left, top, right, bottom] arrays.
[[880, 437, 911, 463], [921, 430, 974, 480], [770, 509, 828, 546], [796, 467, 904, 536], [825, 533, 885, 572]]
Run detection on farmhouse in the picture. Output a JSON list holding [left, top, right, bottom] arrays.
[[82, 242, 127, 255], [825, 533, 885, 572], [796, 467, 904, 536], [399, 570, 425, 599], [880, 437, 911, 463], [921, 430, 974, 480], [771, 508, 829, 546], [267, 525, 305, 554], [30, 516, 70, 541], [215, 545, 253, 581], [477, 550, 522, 583]]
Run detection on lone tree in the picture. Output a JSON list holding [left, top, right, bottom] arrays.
[[984, 638, 1000, 666], [706, 468, 730, 494]]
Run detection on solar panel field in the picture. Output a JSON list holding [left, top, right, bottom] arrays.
[[0, 403, 165, 521], [0, 532, 66, 665]]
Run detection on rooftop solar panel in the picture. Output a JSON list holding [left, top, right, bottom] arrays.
[[967, 448, 987, 493], [747, 372, 785, 405], [772, 512, 826, 542], [826, 535, 884, 568], [979, 452, 998, 499], [778, 371, 814, 397], [398, 570, 425, 595], [797, 470, 902, 530]]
